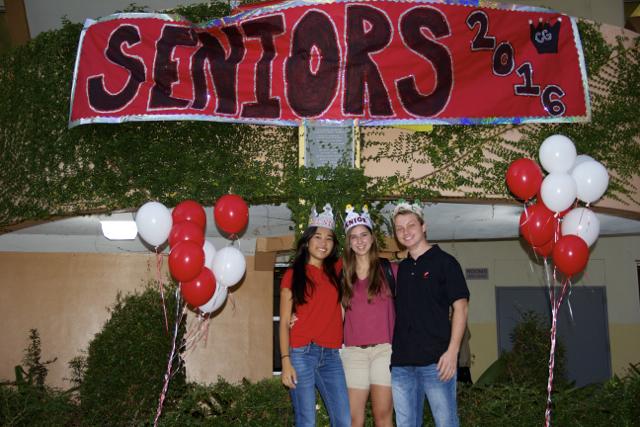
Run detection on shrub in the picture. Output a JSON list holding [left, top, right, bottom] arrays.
[[553, 362, 640, 427], [79, 282, 186, 426], [159, 377, 293, 426], [476, 310, 567, 390], [0, 329, 78, 426], [0, 385, 79, 426]]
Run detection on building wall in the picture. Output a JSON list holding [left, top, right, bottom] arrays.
[[1, 234, 638, 388], [20, 0, 626, 39], [435, 235, 640, 380], [23, 0, 212, 37], [0, 0, 30, 51], [0, 251, 274, 389], [511, 0, 624, 27]]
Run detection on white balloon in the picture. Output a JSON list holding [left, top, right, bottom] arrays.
[[569, 154, 595, 173], [203, 240, 217, 270], [561, 207, 600, 247], [571, 160, 609, 204], [135, 201, 172, 247], [199, 284, 228, 314], [540, 173, 577, 213], [212, 246, 246, 288], [539, 135, 577, 173]]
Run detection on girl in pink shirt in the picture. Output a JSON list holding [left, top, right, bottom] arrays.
[[341, 205, 396, 427]]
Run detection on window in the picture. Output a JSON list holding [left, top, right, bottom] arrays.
[[273, 263, 290, 374]]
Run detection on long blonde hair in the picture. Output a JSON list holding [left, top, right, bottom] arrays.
[[342, 227, 389, 307]]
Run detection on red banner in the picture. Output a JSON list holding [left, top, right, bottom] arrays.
[[69, 0, 590, 127]]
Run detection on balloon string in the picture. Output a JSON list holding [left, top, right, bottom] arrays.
[[566, 286, 575, 324], [543, 257, 553, 291], [182, 314, 211, 356], [156, 251, 169, 334], [154, 289, 184, 427], [544, 277, 571, 427]]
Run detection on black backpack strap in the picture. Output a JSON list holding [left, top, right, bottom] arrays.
[[380, 258, 396, 297]]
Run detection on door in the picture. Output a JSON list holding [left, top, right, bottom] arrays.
[[496, 286, 611, 387]]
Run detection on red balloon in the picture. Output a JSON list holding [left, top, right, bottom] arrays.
[[214, 194, 249, 235], [519, 203, 557, 247], [169, 221, 205, 248], [506, 158, 543, 201], [533, 238, 555, 258], [169, 241, 205, 282], [552, 235, 589, 277], [181, 267, 216, 307], [172, 200, 206, 231]]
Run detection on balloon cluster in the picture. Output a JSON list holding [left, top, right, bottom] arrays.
[[506, 134, 609, 278], [135, 195, 249, 313]]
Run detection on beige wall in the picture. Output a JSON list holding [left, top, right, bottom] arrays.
[[435, 235, 640, 380], [1, 234, 638, 388], [510, 0, 624, 27], [184, 267, 274, 384], [0, 0, 30, 50], [0, 251, 274, 389], [0, 253, 158, 388]]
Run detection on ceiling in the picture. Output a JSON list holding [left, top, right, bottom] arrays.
[[1, 202, 639, 255]]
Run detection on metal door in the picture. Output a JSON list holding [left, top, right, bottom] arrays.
[[496, 286, 611, 386]]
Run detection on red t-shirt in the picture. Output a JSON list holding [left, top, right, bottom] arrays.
[[281, 262, 343, 349]]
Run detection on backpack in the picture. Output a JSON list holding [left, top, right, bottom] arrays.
[[380, 257, 396, 297]]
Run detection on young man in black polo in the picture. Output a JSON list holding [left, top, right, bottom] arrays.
[[390, 202, 470, 427]]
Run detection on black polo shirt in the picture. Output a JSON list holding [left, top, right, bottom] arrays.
[[391, 245, 470, 366]]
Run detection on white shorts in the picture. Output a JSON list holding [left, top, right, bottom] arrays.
[[340, 343, 392, 389]]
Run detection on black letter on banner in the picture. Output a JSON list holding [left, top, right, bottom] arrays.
[[241, 15, 285, 118], [149, 26, 197, 109], [192, 27, 245, 114], [541, 85, 565, 116], [397, 7, 452, 117], [285, 11, 340, 117], [492, 42, 515, 76], [344, 5, 393, 116], [514, 63, 540, 96], [87, 25, 145, 111], [466, 11, 495, 51]]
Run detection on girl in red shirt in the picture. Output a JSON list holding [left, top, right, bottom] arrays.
[[279, 204, 350, 427]]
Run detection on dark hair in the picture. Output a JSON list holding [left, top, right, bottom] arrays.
[[342, 226, 389, 307], [291, 226, 341, 308]]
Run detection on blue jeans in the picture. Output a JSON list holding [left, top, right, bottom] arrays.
[[391, 365, 459, 427], [289, 342, 350, 427]]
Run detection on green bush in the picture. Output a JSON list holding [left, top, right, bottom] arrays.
[[476, 311, 567, 390], [0, 385, 79, 427], [553, 363, 640, 427], [159, 378, 293, 426], [0, 329, 79, 426], [79, 283, 186, 426], [2, 360, 639, 426], [155, 369, 640, 427]]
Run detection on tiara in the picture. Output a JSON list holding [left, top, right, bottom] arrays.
[[392, 199, 423, 219], [343, 204, 373, 232], [308, 203, 335, 230]]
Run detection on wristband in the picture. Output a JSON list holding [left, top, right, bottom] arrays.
[[281, 354, 290, 359]]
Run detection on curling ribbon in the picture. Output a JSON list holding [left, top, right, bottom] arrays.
[[154, 289, 184, 427], [156, 250, 169, 334], [544, 278, 571, 427]]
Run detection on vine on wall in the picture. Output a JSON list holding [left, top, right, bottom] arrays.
[[0, 3, 638, 237]]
